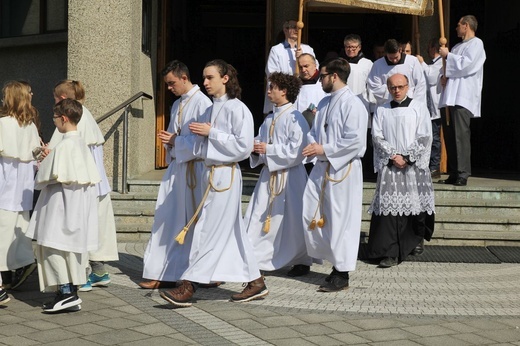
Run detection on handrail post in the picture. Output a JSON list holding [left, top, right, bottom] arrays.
[[122, 105, 130, 194], [97, 91, 152, 195]]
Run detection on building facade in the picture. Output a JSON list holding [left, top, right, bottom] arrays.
[[0, 0, 517, 191]]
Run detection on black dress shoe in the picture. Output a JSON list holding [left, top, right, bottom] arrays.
[[411, 240, 424, 256], [324, 267, 339, 282], [287, 264, 310, 277], [453, 177, 467, 186], [438, 175, 457, 184], [379, 257, 398, 268]]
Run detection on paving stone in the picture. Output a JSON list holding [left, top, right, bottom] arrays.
[[39, 339, 101, 346], [348, 318, 410, 330], [82, 329, 150, 345], [474, 328, 520, 343], [128, 321, 178, 337], [228, 318, 269, 331], [290, 323, 339, 337], [5, 242, 520, 345], [304, 335, 352, 345], [0, 324, 39, 337], [249, 326, 304, 340], [124, 313, 161, 324], [0, 335, 41, 346], [269, 337, 317, 346], [94, 316, 152, 330], [23, 328, 81, 343], [439, 321, 481, 333], [21, 320, 63, 331], [329, 332, 371, 344], [451, 332, 496, 344], [64, 322, 112, 336], [322, 320, 363, 333], [124, 335, 193, 346], [253, 315, 305, 327], [414, 335, 474, 346], [353, 328, 419, 342], [402, 324, 457, 337]]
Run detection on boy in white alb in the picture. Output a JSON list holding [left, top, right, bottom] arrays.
[[245, 72, 313, 277], [27, 99, 100, 313], [48, 80, 118, 290]]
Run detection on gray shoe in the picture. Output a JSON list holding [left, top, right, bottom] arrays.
[[379, 257, 398, 268], [318, 274, 349, 292]]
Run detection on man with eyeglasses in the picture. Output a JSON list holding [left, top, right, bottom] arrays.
[[301, 58, 368, 292], [340, 34, 374, 108], [263, 20, 317, 114], [341, 34, 376, 180], [366, 73, 435, 268], [367, 39, 426, 107], [437, 15, 486, 187]]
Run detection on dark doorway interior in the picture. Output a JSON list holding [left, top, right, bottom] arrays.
[[166, 0, 266, 129], [306, 11, 413, 62]]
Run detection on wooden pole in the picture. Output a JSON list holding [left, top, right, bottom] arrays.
[[438, 0, 448, 174], [414, 16, 420, 55], [296, 0, 305, 76]]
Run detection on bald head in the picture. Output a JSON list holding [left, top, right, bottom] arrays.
[[387, 73, 409, 102]]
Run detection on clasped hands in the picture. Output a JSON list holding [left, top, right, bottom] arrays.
[[390, 154, 408, 169]]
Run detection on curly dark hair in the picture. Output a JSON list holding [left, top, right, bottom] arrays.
[[268, 72, 302, 103], [205, 59, 242, 99]]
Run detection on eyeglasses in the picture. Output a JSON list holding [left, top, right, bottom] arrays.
[[319, 73, 330, 81], [344, 45, 360, 50], [389, 84, 408, 91], [284, 25, 297, 30]]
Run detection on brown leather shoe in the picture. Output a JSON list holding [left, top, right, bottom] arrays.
[[160, 280, 194, 307], [138, 280, 178, 289], [231, 277, 268, 302]]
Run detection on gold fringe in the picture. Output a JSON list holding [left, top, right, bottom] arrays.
[[263, 216, 271, 233], [313, 0, 434, 17], [175, 227, 188, 245], [308, 162, 352, 230]]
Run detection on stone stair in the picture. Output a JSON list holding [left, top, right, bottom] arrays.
[[111, 170, 520, 246]]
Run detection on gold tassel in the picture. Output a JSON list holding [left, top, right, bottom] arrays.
[[175, 227, 188, 245], [317, 216, 325, 228], [263, 216, 271, 233], [309, 219, 316, 230]]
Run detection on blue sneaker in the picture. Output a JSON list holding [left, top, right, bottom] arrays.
[[89, 273, 111, 287], [78, 279, 92, 292]]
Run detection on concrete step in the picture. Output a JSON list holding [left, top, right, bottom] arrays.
[[115, 171, 520, 245]]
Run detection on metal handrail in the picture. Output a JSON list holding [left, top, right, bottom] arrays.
[[97, 91, 153, 194]]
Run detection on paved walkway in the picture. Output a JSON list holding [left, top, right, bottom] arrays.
[[2, 242, 520, 345]]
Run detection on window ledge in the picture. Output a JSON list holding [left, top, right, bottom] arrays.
[[0, 32, 67, 48]]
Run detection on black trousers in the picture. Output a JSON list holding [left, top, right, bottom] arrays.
[[441, 106, 472, 179]]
